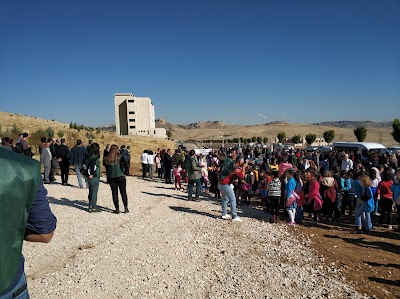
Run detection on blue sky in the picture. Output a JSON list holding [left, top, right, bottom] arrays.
[[0, 0, 399, 127]]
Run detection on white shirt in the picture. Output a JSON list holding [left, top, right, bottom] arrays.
[[341, 159, 353, 171], [147, 154, 154, 164], [141, 153, 149, 164]]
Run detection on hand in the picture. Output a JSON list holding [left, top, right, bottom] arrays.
[[89, 175, 93, 180]]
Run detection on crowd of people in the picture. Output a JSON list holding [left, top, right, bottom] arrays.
[[141, 144, 400, 231], [1, 131, 399, 298], [1, 132, 399, 231]]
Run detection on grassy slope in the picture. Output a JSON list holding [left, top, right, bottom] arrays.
[[0, 111, 176, 174]]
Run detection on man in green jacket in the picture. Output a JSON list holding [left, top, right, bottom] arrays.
[[186, 150, 202, 201], [0, 148, 57, 298]]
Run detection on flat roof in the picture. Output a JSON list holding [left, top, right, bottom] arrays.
[[333, 142, 386, 149], [115, 93, 134, 96]]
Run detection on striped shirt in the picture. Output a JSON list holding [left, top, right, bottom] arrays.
[[267, 179, 281, 197]]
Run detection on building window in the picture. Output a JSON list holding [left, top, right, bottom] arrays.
[[154, 130, 156, 134], [129, 126, 136, 129], [129, 119, 135, 122], [128, 100, 134, 103], [129, 111, 135, 114]]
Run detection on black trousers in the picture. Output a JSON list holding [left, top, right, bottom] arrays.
[[379, 197, 393, 225], [164, 167, 172, 183], [269, 196, 280, 216], [59, 159, 70, 184], [142, 163, 148, 178], [109, 176, 128, 209]]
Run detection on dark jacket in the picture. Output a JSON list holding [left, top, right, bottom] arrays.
[[56, 144, 69, 159], [104, 155, 128, 179], [87, 156, 100, 178], [69, 145, 88, 165]]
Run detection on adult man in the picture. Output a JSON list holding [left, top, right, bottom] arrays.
[[120, 145, 130, 175], [163, 149, 173, 184], [38, 137, 47, 155], [141, 150, 149, 179], [69, 139, 88, 188], [218, 149, 246, 222], [341, 153, 354, 171], [40, 139, 52, 184], [103, 144, 110, 158], [49, 138, 59, 181], [186, 150, 202, 201], [56, 138, 70, 186], [0, 147, 57, 298]]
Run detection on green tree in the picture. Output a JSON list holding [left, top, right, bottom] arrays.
[[277, 132, 286, 143], [45, 127, 55, 138], [392, 118, 400, 143], [96, 127, 101, 134], [166, 130, 173, 139], [246, 138, 252, 143], [57, 130, 65, 138], [305, 133, 317, 145], [291, 134, 301, 144], [69, 122, 73, 129], [251, 136, 257, 142], [263, 137, 268, 144], [232, 137, 239, 143], [323, 130, 335, 143], [239, 137, 244, 143], [11, 123, 20, 134], [256, 136, 262, 144], [354, 126, 367, 142]]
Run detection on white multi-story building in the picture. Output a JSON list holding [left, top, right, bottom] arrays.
[[114, 93, 167, 138]]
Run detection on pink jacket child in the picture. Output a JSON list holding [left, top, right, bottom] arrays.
[[174, 165, 183, 190]]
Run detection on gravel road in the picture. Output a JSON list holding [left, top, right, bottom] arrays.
[[23, 176, 367, 298]]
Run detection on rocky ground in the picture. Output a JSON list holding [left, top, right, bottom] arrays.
[[24, 175, 378, 298]]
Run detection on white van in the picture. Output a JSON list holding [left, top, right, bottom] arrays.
[[332, 142, 390, 160]]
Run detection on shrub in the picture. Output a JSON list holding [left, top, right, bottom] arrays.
[[323, 130, 335, 143], [45, 127, 55, 138], [58, 130, 65, 138], [277, 132, 286, 143], [354, 127, 367, 142], [305, 133, 317, 145], [291, 134, 301, 144], [263, 137, 269, 144], [392, 118, 400, 143]]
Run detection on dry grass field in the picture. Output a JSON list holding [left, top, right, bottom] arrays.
[[171, 122, 396, 146], [0, 111, 176, 174]]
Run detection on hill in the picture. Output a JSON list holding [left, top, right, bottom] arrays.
[[313, 121, 391, 129], [0, 111, 175, 174]]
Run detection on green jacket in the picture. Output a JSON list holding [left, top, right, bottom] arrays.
[[0, 148, 41, 293], [104, 156, 124, 179], [186, 156, 202, 180]]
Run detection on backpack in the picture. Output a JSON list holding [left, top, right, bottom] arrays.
[[80, 156, 90, 176], [219, 157, 234, 180]]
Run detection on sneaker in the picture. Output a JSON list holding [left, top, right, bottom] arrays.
[[232, 217, 243, 222], [124, 207, 129, 213], [287, 222, 296, 226], [221, 214, 232, 220]]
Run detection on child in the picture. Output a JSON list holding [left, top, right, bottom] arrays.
[[294, 171, 306, 224], [377, 170, 394, 228], [242, 167, 254, 205], [341, 170, 355, 216], [305, 171, 321, 225], [390, 169, 400, 230], [257, 170, 269, 210], [320, 171, 337, 222], [268, 170, 281, 223], [285, 169, 297, 225], [174, 162, 183, 191]]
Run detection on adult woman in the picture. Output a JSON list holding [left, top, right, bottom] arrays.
[[104, 144, 129, 214], [86, 144, 101, 212], [355, 175, 374, 234]]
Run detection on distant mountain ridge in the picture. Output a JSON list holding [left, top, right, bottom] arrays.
[[312, 121, 391, 129]]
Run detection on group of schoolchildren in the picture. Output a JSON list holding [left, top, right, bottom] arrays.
[[181, 147, 400, 232]]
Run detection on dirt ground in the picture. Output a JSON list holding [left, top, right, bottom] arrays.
[[294, 216, 400, 299]]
